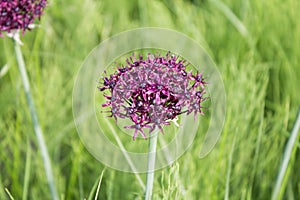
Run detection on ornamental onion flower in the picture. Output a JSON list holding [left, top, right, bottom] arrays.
[[0, 0, 47, 36], [99, 52, 208, 140]]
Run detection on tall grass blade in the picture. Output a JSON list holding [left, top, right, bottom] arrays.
[[103, 117, 146, 190], [5, 188, 15, 200], [87, 169, 105, 200], [209, 0, 249, 38], [272, 109, 300, 200], [224, 133, 237, 200], [22, 139, 32, 200], [0, 64, 10, 79]]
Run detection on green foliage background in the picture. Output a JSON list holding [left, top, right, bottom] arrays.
[[0, 0, 299, 199]]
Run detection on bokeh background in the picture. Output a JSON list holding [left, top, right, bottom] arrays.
[[0, 0, 299, 199]]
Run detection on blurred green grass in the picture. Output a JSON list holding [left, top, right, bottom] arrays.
[[0, 0, 299, 199]]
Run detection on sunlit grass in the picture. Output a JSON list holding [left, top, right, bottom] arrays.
[[0, 0, 299, 199]]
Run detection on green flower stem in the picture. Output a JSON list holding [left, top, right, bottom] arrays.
[[13, 40, 59, 200], [145, 132, 158, 200]]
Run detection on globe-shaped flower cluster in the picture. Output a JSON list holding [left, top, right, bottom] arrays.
[[99, 52, 208, 140], [0, 0, 47, 36]]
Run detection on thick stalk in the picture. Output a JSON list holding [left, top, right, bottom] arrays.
[[145, 132, 158, 200], [14, 40, 59, 200]]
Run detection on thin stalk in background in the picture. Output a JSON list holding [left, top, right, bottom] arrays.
[[145, 132, 158, 200], [103, 116, 146, 190], [272, 108, 300, 200], [13, 39, 59, 200]]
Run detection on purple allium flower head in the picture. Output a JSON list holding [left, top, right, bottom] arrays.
[[0, 0, 47, 36], [99, 52, 208, 140]]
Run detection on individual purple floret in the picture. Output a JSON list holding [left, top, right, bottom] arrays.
[[99, 52, 208, 140], [0, 0, 47, 36]]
